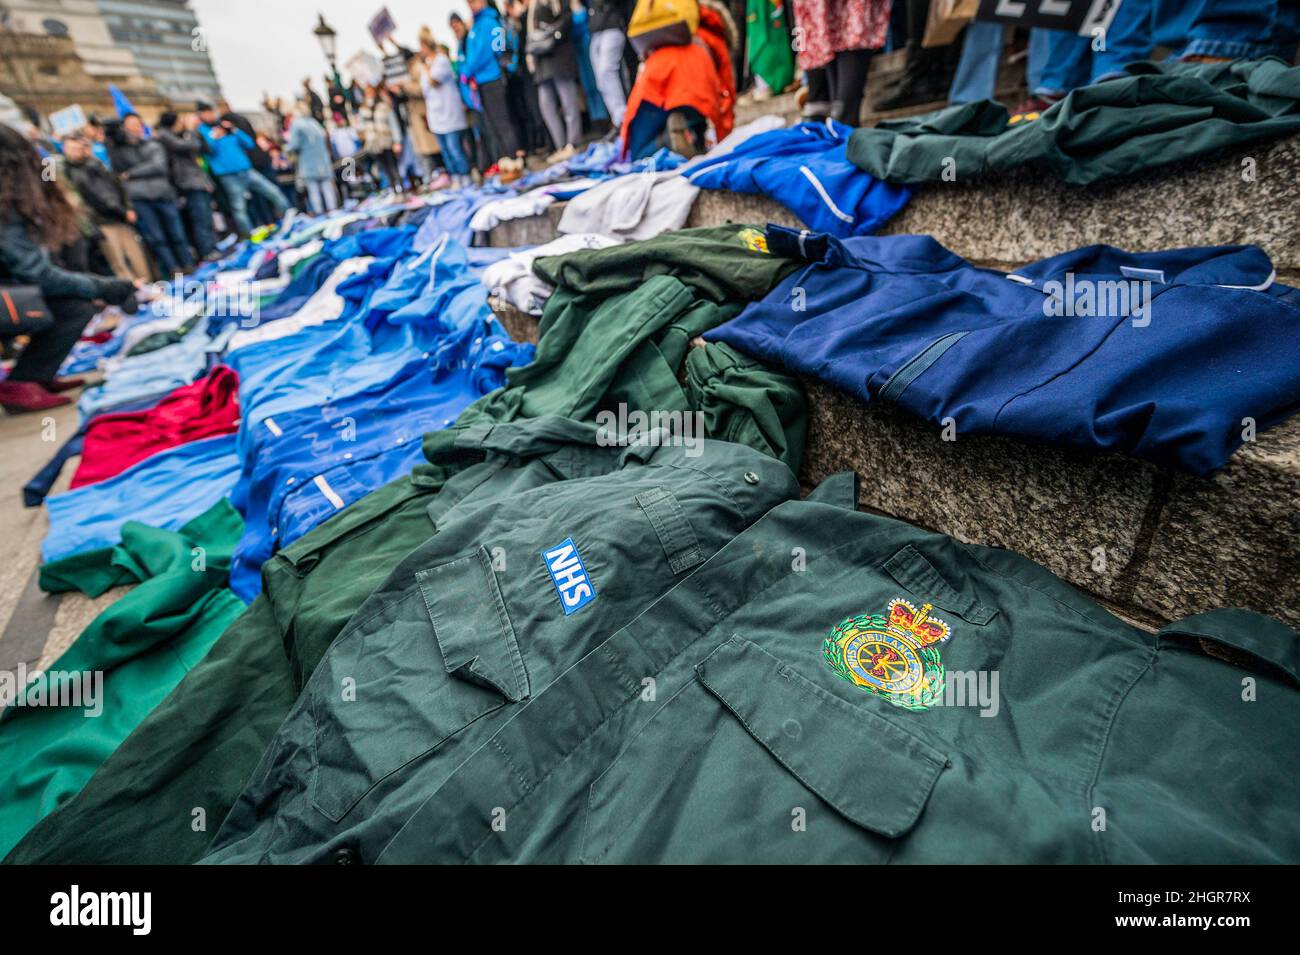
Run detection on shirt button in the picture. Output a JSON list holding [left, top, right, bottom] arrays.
[[743, 471, 760, 485], [332, 846, 360, 865]]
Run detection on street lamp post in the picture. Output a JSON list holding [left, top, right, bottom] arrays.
[[313, 13, 338, 74], [313, 13, 348, 120]]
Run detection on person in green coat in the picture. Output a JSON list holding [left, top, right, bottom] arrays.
[[747, 0, 796, 98]]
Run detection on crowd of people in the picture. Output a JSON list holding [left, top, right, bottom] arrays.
[[1, 0, 1297, 415]]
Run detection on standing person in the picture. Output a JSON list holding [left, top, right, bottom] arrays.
[[85, 117, 113, 170], [259, 133, 300, 210], [588, 0, 631, 128], [396, 31, 446, 180], [0, 125, 143, 412], [303, 79, 327, 124], [359, 86, 404, 193], [791, 0, 888, 124], [217, 100, 256, 139], [463, 0, 523, 169], [505, 1, 548, 154], [60, 132, 151, 280], [527, 0, 583, 161], [420, 41, 473, 187], [110, 113, 193, 279], [449, 12, 490, 173], [156, 111, 217, 261], [197, 101, 289, 237], [286, 104, 340, 213], [746, 0, 797, 100], [873, 0, 959, 111]]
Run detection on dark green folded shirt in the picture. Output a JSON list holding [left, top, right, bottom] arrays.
[[848, 58, 1300, 185], [4, 225, 806, 865], [375, 474, 1300, 864]]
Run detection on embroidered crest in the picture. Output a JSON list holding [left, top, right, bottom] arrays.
[[738, 227, 769, 254], [822, 599, 951, 711]]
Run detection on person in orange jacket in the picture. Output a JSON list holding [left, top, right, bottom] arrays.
[[621, 0, 738, 160]]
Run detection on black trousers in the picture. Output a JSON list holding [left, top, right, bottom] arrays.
[[371, 149, 403, 191], [478, 78, 522, 159], [10, 296, 98, 383], [508, 72, 547, 152], [830, 49, 873, 124]]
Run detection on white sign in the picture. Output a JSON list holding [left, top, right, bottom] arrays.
[[49, 104, 87, 138], [344, 51, 385, 88]]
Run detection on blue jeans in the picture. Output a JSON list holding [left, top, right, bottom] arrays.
[[949, 26, 1052, 105], [182, 189, 215, 259], [218, 168, 289, 236], [1035, 0, 1155, 95], [1181, 0, 1300, 59], [437, 131, 470, 176], [133, 198, 194, 278], [304, 177, 340, 214]]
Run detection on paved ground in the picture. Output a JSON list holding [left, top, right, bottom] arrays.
[[0, 389, 127, 693]]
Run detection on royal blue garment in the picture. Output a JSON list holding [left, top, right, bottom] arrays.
[[226, 322, 534, 601], [685, 120, 914, 237], [42, 435, 241, 562], [705, 226, 1300, 474]]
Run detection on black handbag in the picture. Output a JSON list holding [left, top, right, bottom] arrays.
[[525, 28, 561, 56], [0, 285, 53, 338]]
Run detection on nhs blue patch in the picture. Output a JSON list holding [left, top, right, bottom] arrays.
[[542, 537, 596, 615]]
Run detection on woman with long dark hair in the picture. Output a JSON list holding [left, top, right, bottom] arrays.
[[0, 123, 143, 413]]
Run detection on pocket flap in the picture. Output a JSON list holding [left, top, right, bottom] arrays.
[[636, 486, 704, 574], [885, 544, 998, 625], [695, 637, 948, 838], [417, 546, 530, 702]]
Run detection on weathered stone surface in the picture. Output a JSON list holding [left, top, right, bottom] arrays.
[[489, 297, 541, 344], [798, 381, 1152, 612], [880, 135, 1300, 280], [1126, 420, 1300, 627], [490, 134, 1300, 278], [487, 204, 566, 248], [799, 382, 1300, 631], [684, 190, 801, 230], [484, 136, 1300, 630], [489, 296, 1300, 630]]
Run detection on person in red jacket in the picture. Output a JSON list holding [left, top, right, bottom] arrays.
[[622, 0, 738, 160]]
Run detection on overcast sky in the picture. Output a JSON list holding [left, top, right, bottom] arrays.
[[190, 0, 466, 111]]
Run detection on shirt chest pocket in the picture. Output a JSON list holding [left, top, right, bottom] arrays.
[[309, 545, 529, 823], [579, 637, 949, 863]]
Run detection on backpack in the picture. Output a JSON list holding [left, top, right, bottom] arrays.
[[627, 0, 699, 58]]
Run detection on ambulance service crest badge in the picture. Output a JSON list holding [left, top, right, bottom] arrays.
[[822, 599, 951, 711], [738, 227, 769, 254]]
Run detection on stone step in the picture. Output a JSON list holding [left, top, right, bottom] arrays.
[[489, 296, 1300, 632], [483, 131, 1300, 631], [734, 44, 1029, 129]]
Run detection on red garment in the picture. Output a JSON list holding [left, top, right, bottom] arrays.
[[622, 6, 737, 148], [70, 365, 241, 489], [792, 0, 889, 71]]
